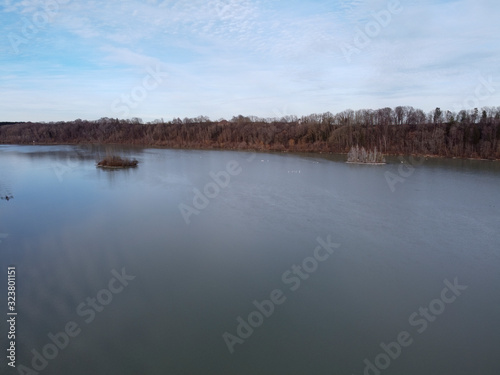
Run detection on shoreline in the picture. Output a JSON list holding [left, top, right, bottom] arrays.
[[346, 162, 387, 165], [1, 142, 499, 162], [96, 165, 138, 169]]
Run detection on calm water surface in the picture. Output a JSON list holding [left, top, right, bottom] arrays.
[[0, 145, 499, 375]]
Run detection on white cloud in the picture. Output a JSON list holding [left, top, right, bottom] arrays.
[[100, 46, 164, 68], [0, 0, 499, 121]]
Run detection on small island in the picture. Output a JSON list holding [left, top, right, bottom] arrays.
[[347, 145, 386, 165], [97, 155, 138, 169]]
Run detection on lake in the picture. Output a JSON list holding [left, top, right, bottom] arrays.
[[0, 144, 499, 375]]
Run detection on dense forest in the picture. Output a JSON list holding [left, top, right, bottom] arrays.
[[1, 106, 500, 159]]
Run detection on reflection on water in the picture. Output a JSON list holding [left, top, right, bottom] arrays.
[[0, 145, 499, 375], [0, 180, 14, 204]]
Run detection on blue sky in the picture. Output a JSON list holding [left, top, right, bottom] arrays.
[[1, 0, 499, 122]]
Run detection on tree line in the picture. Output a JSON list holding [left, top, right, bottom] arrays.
[[1, 106, 500, 159]]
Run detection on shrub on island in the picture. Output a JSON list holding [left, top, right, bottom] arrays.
[[97, 156, 138, 168]]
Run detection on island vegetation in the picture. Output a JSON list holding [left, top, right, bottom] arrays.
[[347, 146, 386, 164], [1, 106, 500, 160], [97, 155, 138, 168]]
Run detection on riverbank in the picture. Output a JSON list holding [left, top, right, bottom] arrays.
[[1, 117, 500, 160], [1, 140, 499, 161]]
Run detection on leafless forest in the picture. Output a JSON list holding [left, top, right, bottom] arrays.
[[1, 106, 500, 159]]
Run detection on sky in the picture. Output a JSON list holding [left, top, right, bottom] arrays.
[[1, 0, 499, 122]]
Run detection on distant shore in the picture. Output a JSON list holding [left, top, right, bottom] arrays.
[[1, 115, 499, 161], [346, 161, 387, 165], [2, 141, 498, 162]]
